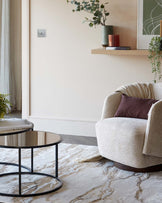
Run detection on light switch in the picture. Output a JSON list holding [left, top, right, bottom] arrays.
[[37, 29, 46, 38]]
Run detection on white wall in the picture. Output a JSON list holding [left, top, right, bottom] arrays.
[[23, 0, 153, 136]]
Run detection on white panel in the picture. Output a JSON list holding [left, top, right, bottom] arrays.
[[21, 0, 30, 118], [29, 116, 96, 137]]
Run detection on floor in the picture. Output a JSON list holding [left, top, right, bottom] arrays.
[[0, 116, 162, 202], [1, 143, 161, 203], [61, 134, 97, 146]]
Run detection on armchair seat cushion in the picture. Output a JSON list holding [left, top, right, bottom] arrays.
[[96, 117, 162, 168]]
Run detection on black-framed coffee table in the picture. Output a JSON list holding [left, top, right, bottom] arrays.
[[0, 130, 62, 197]]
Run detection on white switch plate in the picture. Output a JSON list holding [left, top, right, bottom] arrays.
[[37, 29, 46, 37]]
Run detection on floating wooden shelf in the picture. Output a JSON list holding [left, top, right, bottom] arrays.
[[91, 48, 149, 56]]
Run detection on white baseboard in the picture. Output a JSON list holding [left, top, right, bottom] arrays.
[[28, 116, 96, 137]]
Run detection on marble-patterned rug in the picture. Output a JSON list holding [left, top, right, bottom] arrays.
[[0, 143, 161, 203]]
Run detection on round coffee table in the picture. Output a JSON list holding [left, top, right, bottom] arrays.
[[0, 130, 62, 197]]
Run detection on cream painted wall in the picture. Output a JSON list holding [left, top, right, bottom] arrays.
[[27, 0, 153, 136]]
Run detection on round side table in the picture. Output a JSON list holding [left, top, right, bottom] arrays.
[[0, 130, 62, 197]]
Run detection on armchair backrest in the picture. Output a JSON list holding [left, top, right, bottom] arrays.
[[101, 82, 156, 120], [153, 83, 162, 100], [116, 83, 154, 99]]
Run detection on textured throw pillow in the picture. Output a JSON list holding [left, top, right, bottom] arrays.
[[114, 94, 158, 119]]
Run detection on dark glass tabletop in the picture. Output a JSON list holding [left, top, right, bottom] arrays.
[[0, 131, 61, 149]]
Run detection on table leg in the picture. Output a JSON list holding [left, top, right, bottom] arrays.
[[18, 148, 21, 195], [55, 144, 58, 178], [31, 148, 34, 173]]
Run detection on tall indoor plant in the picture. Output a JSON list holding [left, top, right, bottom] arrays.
[[148, 36, 162, 83], [0, 94, 10, 118], [67, 0, 113, 46]]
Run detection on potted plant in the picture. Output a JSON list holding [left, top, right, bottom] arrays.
[[0, 94, 10, 119], [67, 0, 113, 46]]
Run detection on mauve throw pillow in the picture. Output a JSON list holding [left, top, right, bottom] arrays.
[[114, 94, 158, 119]]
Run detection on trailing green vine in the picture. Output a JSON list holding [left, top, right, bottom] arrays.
[[67, 0, 109, 27], [148, 36, 162, 83]]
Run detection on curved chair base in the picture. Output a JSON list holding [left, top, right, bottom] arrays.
[[114, 162, 162, 172]]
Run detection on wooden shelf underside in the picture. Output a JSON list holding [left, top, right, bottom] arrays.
[[91, 48, 148, 56]]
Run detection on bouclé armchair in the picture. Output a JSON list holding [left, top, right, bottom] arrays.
[[96, 83, 162, 171]]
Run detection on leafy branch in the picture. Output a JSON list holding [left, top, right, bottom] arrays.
[[0, 94, 10, 118], [148, 37, 162, 83], [67, 0, 109, 27]]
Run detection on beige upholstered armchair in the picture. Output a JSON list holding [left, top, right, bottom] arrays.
[[96, 83, 162, 171]]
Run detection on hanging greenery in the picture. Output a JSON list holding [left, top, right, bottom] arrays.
[[67, 0, 109, 27], [0, 94, 10, 118], [148, 36, 162, 83]]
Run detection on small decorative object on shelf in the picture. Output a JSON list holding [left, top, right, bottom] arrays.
[[102, 25, 113, 47], [0, 94, 10, 119], [67, 0, 112, 46], [106, 46, 130, 50], [108, 34, 120, 47]]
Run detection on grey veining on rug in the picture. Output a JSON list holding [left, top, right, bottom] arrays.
[[0, 143, 161, 203]]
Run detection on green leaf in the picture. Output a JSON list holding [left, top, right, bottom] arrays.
[[67, 0, 110, 28], [100, 4, 104, 8], [89, 22, 93, 27]]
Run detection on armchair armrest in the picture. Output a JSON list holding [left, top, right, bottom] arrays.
[[143, 100, 162, 158], [101, 92, 122, 120]]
